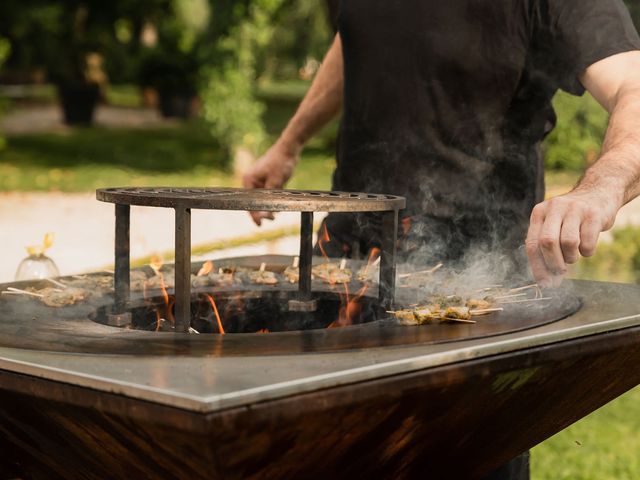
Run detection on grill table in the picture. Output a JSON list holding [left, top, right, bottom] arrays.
[[0, 275, 639, 478]]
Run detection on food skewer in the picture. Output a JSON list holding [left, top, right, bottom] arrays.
[[398, 263, 444, 279], [469, 307, 504, 316], [46, 278, 67, 289], [499, 296, 552, 305], [6, 287, 44, 298], [2, 291, 41, 297], [492, 293, 527, 300], [386, 310, 476, 324], [474, 285, 504, 292]]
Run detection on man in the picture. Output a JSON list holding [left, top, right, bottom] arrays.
[[243, 1, 640, 477]]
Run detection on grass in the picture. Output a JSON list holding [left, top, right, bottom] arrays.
[[0, 82, 335, 192], [0, 122, 334, 192], [532, 224, 640, 479], [532, 387, 640, 480]]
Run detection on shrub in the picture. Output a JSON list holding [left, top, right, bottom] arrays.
[[571, 226, 640, 284], [543, 91, 608, 172]]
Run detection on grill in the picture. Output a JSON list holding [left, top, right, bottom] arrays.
[[96, 187, 405, 331], [0, 187, 640, 479]]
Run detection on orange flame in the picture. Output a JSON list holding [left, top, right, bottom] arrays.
[[318, 223, 331, 261], [155, 309, 162, 332], [401, 216, 412, 236], [330, 284, 369, 328], [328, 247, 379, 328], [197, 260, 213, 277], [361, 247, 381, 279], [257, 328, 269, 334], [204, 294, 225, 335]]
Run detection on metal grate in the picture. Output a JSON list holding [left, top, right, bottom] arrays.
[[96, 187, 405, 212]]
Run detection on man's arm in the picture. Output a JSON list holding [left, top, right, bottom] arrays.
[[526, 51, 640, 287], [243, 34, 344, 225]]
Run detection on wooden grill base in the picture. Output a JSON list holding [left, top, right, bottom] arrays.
[[1, 325, 640, 479]]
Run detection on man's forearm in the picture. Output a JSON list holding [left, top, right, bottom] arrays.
[[575, 85, 640, 208], [277, 34, 344, 155]]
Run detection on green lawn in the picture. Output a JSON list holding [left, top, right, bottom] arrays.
[[0, 122, 334, 192], [532, 386, 640, 480]]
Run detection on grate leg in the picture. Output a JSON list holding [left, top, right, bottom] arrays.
[[289, 211, 316, 312], [174, 207, 191, 333], [108, 204, 132, 326], [380, 210, 399, 311], [299, 212, 314, 298]]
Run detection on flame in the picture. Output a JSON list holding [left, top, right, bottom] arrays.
[[155, 309, 162, 332], [318, 223, 331, 261], [257, 328, 269, 334], [146, 254, 175, 326], [401, 216, 412, 236], [328, 247, 378, 329], [330, 284, 369, 328], [361, 247, 381, 279], [204, 294, 225, 335], [197, 260, 213, 277]]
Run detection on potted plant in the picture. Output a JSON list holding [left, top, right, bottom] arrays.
[[139, 46, 199, 118]]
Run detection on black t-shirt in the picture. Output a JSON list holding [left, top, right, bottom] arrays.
[[325, 0, 640, 263]]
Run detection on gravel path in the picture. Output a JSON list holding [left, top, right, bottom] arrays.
[[1, 104, 174, 135], [1, 191, 638, 283], [0, 192, 303, 283]]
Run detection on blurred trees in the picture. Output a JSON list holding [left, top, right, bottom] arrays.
[[200, 0, 331, 170], [0, 0, 331, 141], [0, 36, 9, 151]]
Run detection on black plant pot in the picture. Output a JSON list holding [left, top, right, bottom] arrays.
[[157, 88, 194, 119], [57, 83, 100, 126]]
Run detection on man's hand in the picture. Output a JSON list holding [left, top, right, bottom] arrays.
[[242, 141, 299, 225], [525, 188, 621, 287], [526, 50, 640, 287], [241, 34, 344, 226]]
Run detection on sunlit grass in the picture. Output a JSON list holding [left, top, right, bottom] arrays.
[[0, 123, 334, 192], [532, 387, 640, 480]]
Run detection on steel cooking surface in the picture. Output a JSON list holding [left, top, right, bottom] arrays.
[[0, 279, 638, 413], [0, 255, 580, 357]]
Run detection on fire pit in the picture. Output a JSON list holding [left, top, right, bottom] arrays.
[[0, 187, 639, 479], [95, 187, 405, 331]]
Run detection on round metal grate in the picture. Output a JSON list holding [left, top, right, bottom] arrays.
[[96, 187, 406, 212]]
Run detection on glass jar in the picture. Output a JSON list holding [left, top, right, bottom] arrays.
[[15, 254, 60, 281]]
